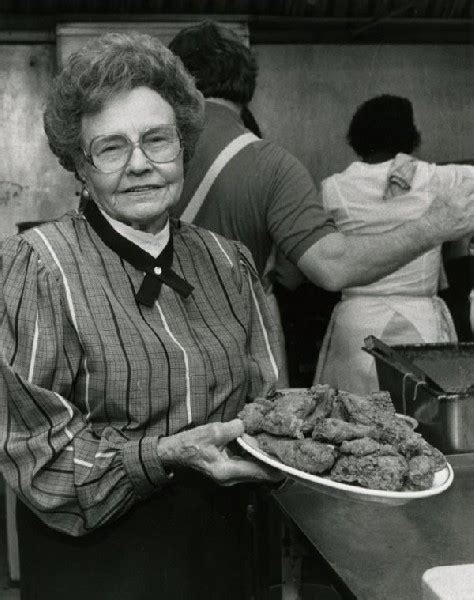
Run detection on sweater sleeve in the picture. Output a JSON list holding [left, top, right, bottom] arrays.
[[0, 236, 170, 537]]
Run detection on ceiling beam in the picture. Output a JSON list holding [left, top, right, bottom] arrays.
[[0, 14, 472, 44]]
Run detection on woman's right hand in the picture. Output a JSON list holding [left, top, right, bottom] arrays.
[[156, 419, 282, 486]]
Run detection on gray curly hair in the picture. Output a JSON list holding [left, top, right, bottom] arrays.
[[44, 32, 205, 173]]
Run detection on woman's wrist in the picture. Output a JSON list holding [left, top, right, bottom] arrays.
[[156, 436, 176, 473]]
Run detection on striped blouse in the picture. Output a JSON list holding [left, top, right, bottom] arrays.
[[0, 210, 279, 536]]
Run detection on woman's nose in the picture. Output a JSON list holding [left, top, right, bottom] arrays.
[[127, 143, 152, 172]]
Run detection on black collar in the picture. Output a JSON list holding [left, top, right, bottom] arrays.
[[83, 200, 194, 306]]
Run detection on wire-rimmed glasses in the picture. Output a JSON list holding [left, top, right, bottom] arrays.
[[83, 125, 182, 174]]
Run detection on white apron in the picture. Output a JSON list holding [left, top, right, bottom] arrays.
[[315, 293, 457, 395]]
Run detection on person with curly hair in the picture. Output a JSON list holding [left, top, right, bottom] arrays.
[[0, 32, 283, 599], [314, 94, 474, 395]]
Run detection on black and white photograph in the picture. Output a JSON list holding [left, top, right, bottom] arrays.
[[0, 2, 473, 599]]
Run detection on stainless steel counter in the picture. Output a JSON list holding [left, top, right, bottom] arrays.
[[272, 454, 474, 600]]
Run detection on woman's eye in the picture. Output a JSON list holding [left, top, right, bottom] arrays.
[[99, 143, 124, 154], [93, 137, 127, 156], [146, 134, 167, 144]]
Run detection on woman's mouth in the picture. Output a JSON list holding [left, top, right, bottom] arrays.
[[122, 185, 162, 193]]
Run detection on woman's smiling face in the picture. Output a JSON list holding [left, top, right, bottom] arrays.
[[78, 86, 184, 233]]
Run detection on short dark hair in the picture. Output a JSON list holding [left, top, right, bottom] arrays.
[[44, 32, 204, 173], [169, 21, 257, 104], [346, 94, 421, 159]]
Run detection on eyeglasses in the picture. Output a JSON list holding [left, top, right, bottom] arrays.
[[83, 125, 182, 174]]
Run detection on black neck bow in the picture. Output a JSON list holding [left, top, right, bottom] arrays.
[[83, 201, 194, 307]]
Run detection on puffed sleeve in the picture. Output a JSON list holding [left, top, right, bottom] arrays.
[[234, 242, 281, 398], [0, 236, 170, 537]]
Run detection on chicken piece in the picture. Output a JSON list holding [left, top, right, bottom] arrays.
[[372, 416, 420, 448], [256, 434, 298, 464], [372, 419, 447, 471], [311, 418, 376, 444], [293, 439, 337, 474], [369, 391, 396, 414], [330, 454, 408, 491], [340, 437, 398, 457], [238, 398, 274, 434], [261, 392, 316, 439], [261, 411, 304, 439], [373, 416, 444, 466], [405, 438, 447, 471], [272, 392, 317, 419], [405, 455, 436, 490], [339, 391, 396, 426], [254, 396, 275, 408], [256, 434, 336, 474], [310, 384, 336, 417], [301, 385, 336, 433], [329, 395, 347, 420]]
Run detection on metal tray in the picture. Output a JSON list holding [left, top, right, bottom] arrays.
[[366, 342, 474, 454]]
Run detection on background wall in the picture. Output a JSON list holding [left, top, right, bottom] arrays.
[[0, 41, 473, 242], [0, 45, 79, 242], [252, 44, 474, 185]]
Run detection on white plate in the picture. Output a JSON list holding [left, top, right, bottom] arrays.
[[237, 433, 454, 506]]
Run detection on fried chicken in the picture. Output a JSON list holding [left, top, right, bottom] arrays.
[[256, 433, 336, 474], [238, 397, 273, 434], [239, 387, 447, 492], [239, 392, 315, 438], [310, 385, 336, 418], [331, 454, 408, 491], [372, 416, 420, 448], [405, 455, 437, 490], [261, 412, 304, 439], [257, 391, 317, 438], [340, 437, 398, 457], [272, 391, 317, 419], [301, 385, 336, 432], [339, 391, 396, 426], [311, 418, 376, 444], [405, 438, 447, 471], [327, 395, 345, 421], [372, 417, 446, 473], [368, 391, 396, 414]]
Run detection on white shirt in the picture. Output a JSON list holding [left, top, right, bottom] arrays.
[[322, 160, 474, 297]]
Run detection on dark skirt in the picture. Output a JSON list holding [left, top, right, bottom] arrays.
[[17, 470, 254, 600]]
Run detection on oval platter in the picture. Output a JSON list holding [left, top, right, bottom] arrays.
[[237, 388, 453, 506]]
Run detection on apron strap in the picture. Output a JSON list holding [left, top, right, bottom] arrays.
[[181, 132, 259, 223]]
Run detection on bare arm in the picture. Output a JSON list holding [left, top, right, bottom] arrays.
[[298, 179, 474, 291]]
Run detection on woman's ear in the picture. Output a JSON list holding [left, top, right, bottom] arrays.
[[75, 152, 89, 183], [75, 165, 87, 183], [74, 170, 85, 183]]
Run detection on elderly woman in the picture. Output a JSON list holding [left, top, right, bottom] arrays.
[[0, 33, 282, 600], [314, 94, 474, 395]]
